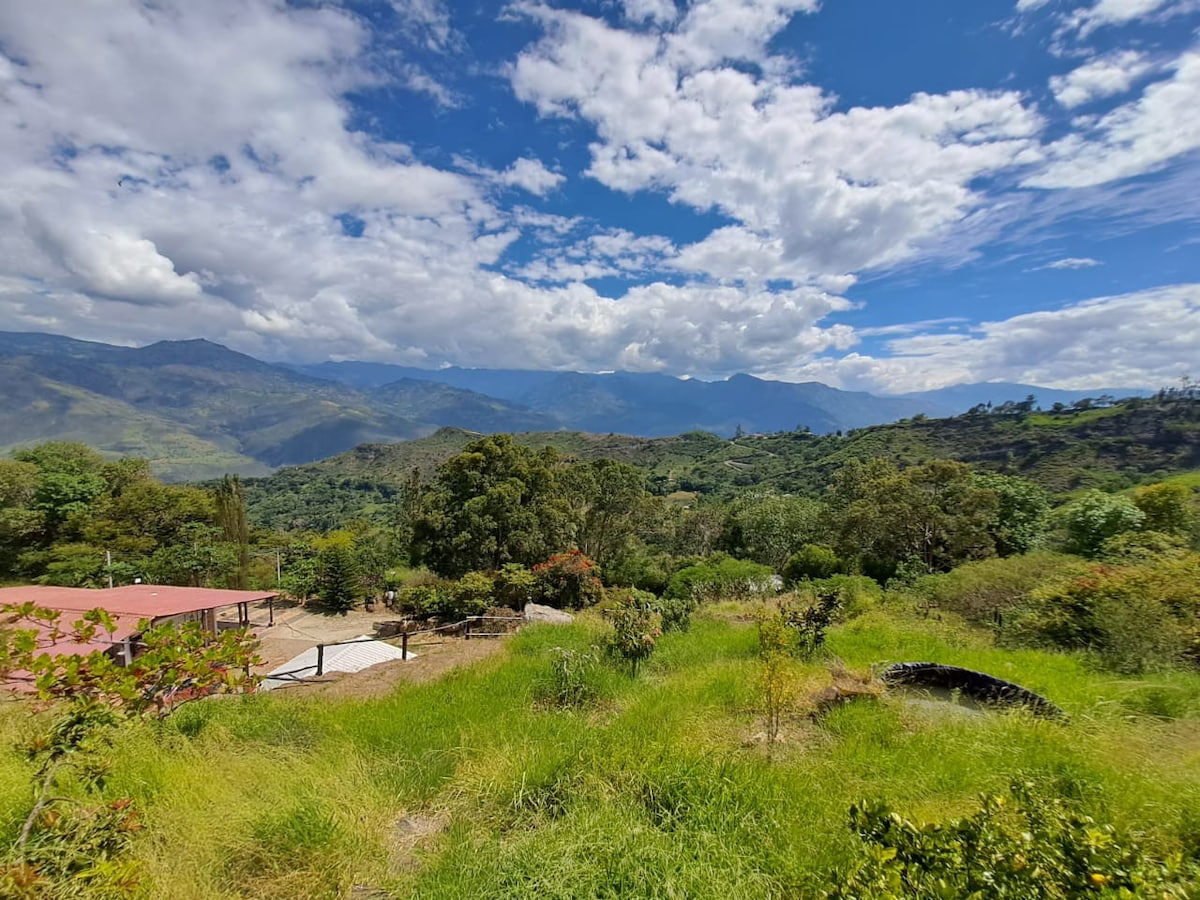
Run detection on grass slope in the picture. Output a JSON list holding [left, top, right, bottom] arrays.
[[2, 608, 1196, 899]]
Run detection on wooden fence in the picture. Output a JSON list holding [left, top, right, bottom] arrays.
[[269, 614, 525, 681]]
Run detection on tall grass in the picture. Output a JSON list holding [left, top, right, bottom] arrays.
[[0, 611, 1197, 898]]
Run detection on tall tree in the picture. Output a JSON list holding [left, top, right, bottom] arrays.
[[562, 459, 650, 568], [412, 435, 574, 577], [214, 475, 250, 590]]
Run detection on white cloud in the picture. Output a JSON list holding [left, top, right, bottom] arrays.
[[1028, 49, 1200, 188], [622, 0, 678, 25], [1035, 256, 1103, 269], [511, 6, 1043, 283], [1061, 0, 1194, 36], [390, 0, 461, 53], [0, 0, 1192, 390], [789, 284, 1200, 392], [1050, 50, 1154, 108], [498, 158, 566, 195]]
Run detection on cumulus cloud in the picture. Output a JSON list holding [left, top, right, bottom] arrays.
[[0, 0, 1193, 390], [789, 284, 1200, 393], [511, 5, 1043, 282], [622, 0, 678, 25], [1050, 50, 1154, 108], [497, 158, 566, 195], [1028, 49, 1200, 188]]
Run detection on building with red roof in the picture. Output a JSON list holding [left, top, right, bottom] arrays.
[[0, 584, 277, 662]]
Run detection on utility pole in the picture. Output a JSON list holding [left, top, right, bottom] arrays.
[[105, 550, 114, 589]]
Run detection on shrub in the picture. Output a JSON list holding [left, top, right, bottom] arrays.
[[493, 563, 536, 609], [781, 589, 842, 659], [1057, 490, 1145, 558], [1006, 554, 1200, 672], [451, 570, 495, 617], [910, 551, 1085, 625], [533, 550, 604, 609], [664, 555, 776, 604], [604, 596, 662, 676], [783, 544, 843, 584], [828, 781, 1199, 899], [809, 575, 881, 619], [395, 573, 494, 620]]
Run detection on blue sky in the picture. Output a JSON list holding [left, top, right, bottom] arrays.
[[0, 0, 1198, 392]]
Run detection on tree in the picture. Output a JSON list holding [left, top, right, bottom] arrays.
[[1057, 490, 1144, 558], [412, 435, 574, 578], [1131, 482, 1195, 536], [0, 603, 259, 898], [831, 459, 998, 577], [315, 535, 360, 612], [214, 475, 250, 590], [783, 544, 843, 584], [722, 491, 825, 569], [562, 459, 650, 568], [973, 473, 1050, 556]]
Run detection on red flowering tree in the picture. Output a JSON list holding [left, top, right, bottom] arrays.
[[532, 549, 603, 610]]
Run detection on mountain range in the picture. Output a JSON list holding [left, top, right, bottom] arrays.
[[0, 331, 1148, 480]]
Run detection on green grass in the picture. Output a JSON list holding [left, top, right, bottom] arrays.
[[2, 610, 1198, 898]]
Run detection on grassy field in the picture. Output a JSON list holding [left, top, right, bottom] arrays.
[[2, 607, 1198, 899]]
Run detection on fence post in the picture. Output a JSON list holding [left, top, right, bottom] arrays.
[[316, 644, 325, 676], [402, 630, 409, 659], [464, 618, 472, 641]]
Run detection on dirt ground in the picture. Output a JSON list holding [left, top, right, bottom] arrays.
[[249, 599, 513, 701]]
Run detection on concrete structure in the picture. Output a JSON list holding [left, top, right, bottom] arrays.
[[0, 584, 277, 661], [260, 635, 414, 691]]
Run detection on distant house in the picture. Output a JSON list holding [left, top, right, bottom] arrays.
[[0, 584, 277, 663]]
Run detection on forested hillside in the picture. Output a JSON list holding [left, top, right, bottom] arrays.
[[243, 395, 1200, 531]]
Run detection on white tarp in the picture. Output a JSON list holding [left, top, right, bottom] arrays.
[[260, 635, 414, 690]]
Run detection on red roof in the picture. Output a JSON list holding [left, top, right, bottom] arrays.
[[0, 584, 275, 619], [0, 585, 276, 661]]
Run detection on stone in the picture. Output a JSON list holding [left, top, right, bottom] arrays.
[[523, 602, 574, 624]]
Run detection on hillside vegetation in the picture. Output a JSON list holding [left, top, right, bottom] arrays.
[[2, 399, 1200, 897], [245, 396, 1200, 530]]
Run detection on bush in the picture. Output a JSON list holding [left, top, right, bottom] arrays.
[[604, 596, 663, 676], [664, 555, 776, 604], [809, 575, 881, 619], [1005, 553, 1200, 673], [783, 544, 843, 585], [533, 550, 604, 610], [1057, 490, 1145, 558], [781, 589, 841, 659], [828, 781, 1199, 899], [394, 572, 494, 620], [493, 563, 536, 609], [911, 551, 1085, 625]]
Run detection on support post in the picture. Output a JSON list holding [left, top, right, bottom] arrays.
[[316, 644, 325, 676], [402, 630, 409, 659], [268, 595, 274, 627], [463, 618, 471, 641]]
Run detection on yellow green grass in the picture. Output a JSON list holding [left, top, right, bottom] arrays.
[[1, 608, 1198, 898]]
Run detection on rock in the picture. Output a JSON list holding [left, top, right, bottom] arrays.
[[524, 603, 574, 624]]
